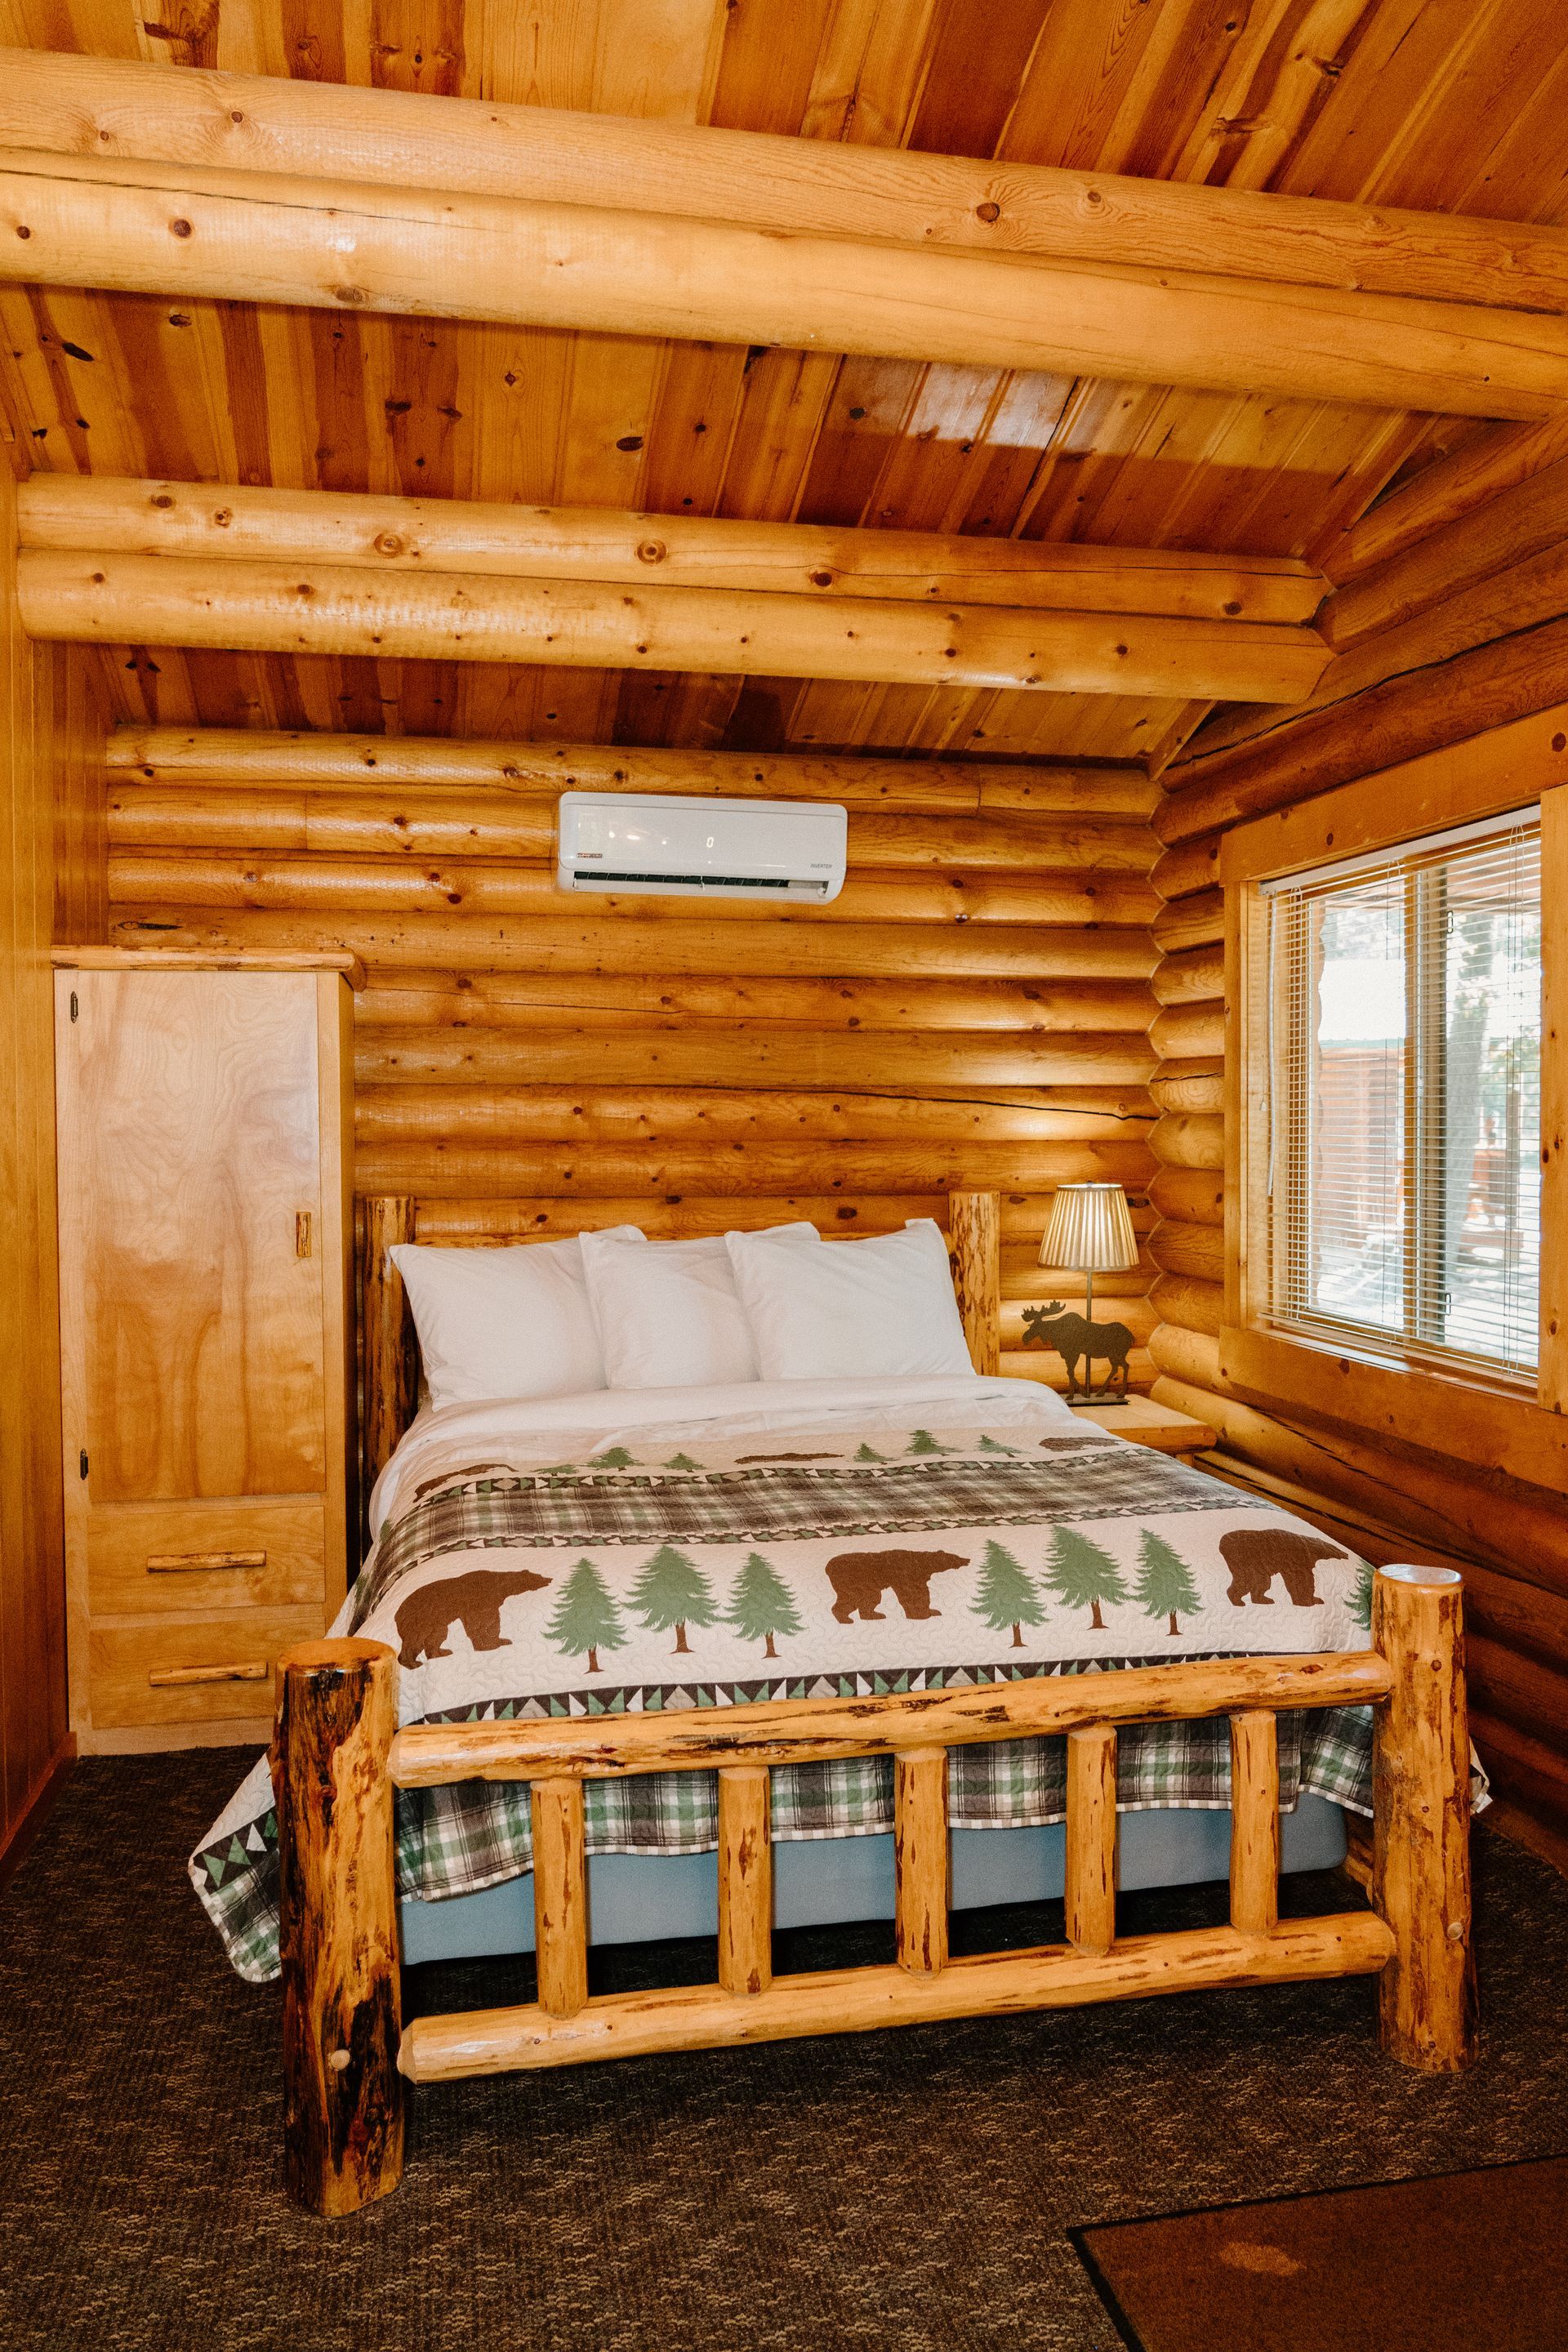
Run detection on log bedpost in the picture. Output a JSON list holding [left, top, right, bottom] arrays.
[[363, 1194, 416, 1512], [275, 1637, 404, 2216], [948, 1190, 1000, 1376], [1371, 1566, 1478, 2073]]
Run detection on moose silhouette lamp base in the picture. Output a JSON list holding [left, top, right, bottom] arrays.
[[1028, 1183, 1141, 1402]]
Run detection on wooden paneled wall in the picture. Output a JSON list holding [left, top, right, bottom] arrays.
[[0, 465, 106, 1880], [1148, 545, 1568, 1851], [100, 733, 1162, 1391]]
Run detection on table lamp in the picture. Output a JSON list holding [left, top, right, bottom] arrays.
[[1035, 1183, 1139, 1403]]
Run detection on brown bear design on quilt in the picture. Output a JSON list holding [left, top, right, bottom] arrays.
[[1218, 1530, 1346, 1609], [394, 1566, 552, 1668], [824, 1548, 969, 1624]]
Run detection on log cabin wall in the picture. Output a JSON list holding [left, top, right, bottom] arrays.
[[0, 459, 107, 1879], [100, 731, 1162, 1392], [1145, 423, 1568, 1859]]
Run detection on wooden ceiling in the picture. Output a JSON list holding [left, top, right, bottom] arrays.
[[0, 0, 1561, 764]]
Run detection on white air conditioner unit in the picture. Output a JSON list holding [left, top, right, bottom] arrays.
[[557, 792, 847, 902]]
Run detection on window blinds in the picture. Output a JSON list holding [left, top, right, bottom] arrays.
[[1263, 807, 1541, 1383]]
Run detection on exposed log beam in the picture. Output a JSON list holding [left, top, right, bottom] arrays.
[[1322, 455, 1568, 649], [22, 477, 1325, 626], [1323, 416, 1568, 583], [19, 550, 1330, 704], [0, 149, 1562, 420], [105, 728, 1163, 818], [1156, 639, 1568, 845], [7, 47, 1568, 318]]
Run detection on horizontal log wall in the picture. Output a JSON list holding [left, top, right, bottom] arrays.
[[1152, 535, 1568, 1841], [105, 732, 1161, 1392]]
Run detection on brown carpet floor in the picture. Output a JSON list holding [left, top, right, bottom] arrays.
[[2, 1753, 1566, 2352]]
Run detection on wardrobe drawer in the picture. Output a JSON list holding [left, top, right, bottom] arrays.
[[87, 1608, 326, 1729], [86, 1498, 327, 1617]]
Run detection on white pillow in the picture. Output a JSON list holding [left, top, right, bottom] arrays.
[[389, 1232, 642, 1410], [580, 1226, 817, 1391], [725, 1218, 975, 1382]]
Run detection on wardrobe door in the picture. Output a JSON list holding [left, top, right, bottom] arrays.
[[59, 969, 326, 1501]]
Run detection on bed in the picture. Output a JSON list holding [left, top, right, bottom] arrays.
[[190, 1192, 1477, 2216]]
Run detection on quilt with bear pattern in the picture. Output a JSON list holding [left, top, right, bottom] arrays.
[[192, 1384, 1381, 1983]]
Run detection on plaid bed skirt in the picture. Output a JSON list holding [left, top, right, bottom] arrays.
[[198, 1695, 1374, 1984]]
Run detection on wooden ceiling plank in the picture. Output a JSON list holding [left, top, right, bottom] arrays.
[[7, 46, 1568, 315], [1171, 1, 1374, 194]]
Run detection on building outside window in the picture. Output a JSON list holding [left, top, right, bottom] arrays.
[[1263, 808, 1541, 1385]]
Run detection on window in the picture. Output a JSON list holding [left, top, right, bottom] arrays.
[[1263, 808, 1541, 1384]]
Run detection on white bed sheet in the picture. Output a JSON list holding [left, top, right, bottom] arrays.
[[368, 1371, 1075, 1537]]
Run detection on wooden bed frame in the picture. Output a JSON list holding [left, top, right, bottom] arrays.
[[273, 1192, 1477, 2216]]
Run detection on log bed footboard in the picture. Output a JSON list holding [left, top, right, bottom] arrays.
[[274, 1565, 1476, 2216]]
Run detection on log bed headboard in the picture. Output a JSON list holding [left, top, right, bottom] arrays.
[[361, 1191, 1001, 1501]]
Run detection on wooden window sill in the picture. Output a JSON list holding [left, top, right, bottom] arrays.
[[1218, 1325, 1568, 1495]]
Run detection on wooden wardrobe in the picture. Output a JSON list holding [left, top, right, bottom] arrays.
[[52, 951, 359, 1752]]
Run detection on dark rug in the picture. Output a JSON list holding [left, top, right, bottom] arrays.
[[1076, 2155, 1568, 2351], [2, 1756, 1567, 2352]]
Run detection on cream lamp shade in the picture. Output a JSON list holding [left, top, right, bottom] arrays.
[[1038, 1183, 1138, 1275]]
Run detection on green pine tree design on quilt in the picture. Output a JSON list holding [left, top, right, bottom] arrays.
[[977, 1434, 1020, 1455], [631, 1543, 719, 1655], [906, 1428, 956, 1455], [595, 1446, 638, 1468], [546, 1558, 628, 1677], [724, 1551, 803, 1659], [970, 1539, 1047, 1650], [1045, 1526, 1129, 1632], [1134, 1530, 1201, 1637], [664, 1453, 703, 1471], [854, 1442, 888, 1463], [1348, 1557, 1374, 1630]]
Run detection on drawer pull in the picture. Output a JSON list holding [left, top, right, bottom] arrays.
[[148, 1661, 270, 1688], [146, 1549, 268, 1574]]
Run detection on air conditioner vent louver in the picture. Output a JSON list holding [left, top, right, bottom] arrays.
[[557, 792, 847, 903]]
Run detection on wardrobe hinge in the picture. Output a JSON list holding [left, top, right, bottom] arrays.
[[79, 1450, 88, 1480], [69, 990, 78, 1022]]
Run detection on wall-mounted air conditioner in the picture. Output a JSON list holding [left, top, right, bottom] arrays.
[[557, 792, 847, 902]]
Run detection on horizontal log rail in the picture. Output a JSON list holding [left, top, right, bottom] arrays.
[[0, 147, 1561, 420], [24, 477, 1324, 626], [273, 1569, 1475, 2212], [385, 1650, 1394, 1785], [399, 1918, 1396, 2082]]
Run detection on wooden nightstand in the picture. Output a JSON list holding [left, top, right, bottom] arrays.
[[1067, 1396, 1218, 1460]]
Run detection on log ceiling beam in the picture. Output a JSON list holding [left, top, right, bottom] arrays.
[[0, 82, 1561, 416], [7, 46, 1568, 320], [23, 477, 1325, 626], [19, 479, 1331, 705]]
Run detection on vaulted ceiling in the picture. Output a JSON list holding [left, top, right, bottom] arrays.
[[2, 0, 1561, 762]]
